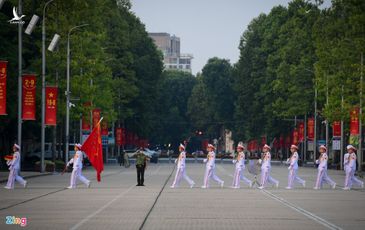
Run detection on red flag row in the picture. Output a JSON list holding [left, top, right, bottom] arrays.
[[0, 61, 7, 115]]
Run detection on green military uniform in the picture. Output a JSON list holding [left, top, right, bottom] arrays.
[[136, 151, 147, 186]]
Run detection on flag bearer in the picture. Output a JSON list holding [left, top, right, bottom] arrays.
[[202, 144, 224, 188], [343, 145, 364, 190], [4, 144, 27, 189], [314, 145, 336, 190], [231, 143, 252, 189], [286, 144, 305, 189], [258, 144, 279, 189], [66, 144, 91, 189], [170, 144, 195, 188]]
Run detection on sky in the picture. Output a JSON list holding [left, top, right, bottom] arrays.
[[130, 0, 330, 75]]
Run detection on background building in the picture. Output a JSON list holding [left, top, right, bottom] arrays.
[[149, 33, 193, 73]]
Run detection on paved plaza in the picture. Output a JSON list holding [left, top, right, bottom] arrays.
[[0, 163, 364, 230]]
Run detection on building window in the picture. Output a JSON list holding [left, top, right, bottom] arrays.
[[186, 65, 190, 69]]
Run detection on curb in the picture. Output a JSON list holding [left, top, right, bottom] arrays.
[[0, 172, 52, 183]]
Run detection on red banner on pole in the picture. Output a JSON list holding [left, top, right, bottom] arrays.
[[82, 102, 91, 131], [116, 128, 123, 146], [92, 108, 101, 128], [139, 139, 149, 148], [101, 120, 108, 136], [45, 86, 57, 125], [307, 118, 314, 140], [22, 74, 36, 120], [350, 107, 359, 135], [292, 129, 299, 145], [298, 122, 304, 142], [0, 61, 8, 115], [261, 135, 266, 145], [285, 134, 291, 148], [202, 139, 209, 150], [332, 121, 341, 137], [279, 135, 284, 148]]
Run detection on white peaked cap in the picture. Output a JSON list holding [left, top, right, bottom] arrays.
[[179, 144, 185, 150], [207, 144, 215, 149], [290, 144, 298, 150], [346, 145, 356, 151], [237, 143, 244, 149], [13, 144, 20, 150]]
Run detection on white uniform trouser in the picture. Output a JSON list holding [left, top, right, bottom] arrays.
[[345, 167, 364, 188], [232, 167, 251, 188], [315, 168, 335, 188], [203, 165, 223, 187], [6, 168, 26, 189], [70, 167, 90, 188], [171, 167, 194, 187], [287, 168, 305, 188], [260, 167, 278, 187]]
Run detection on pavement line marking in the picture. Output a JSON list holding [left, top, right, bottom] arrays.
[[216, 164, 343, 230], [139, 165, 175, 230], [0, 169, 125, 211], [261, 189, 343, 230], [70, 166, 162, 230]]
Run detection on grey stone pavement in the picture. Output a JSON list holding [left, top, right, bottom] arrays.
[[0, 162, 364, 230]]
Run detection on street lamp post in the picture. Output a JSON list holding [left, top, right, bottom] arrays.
[[359, 52, 363, 173], [65, 24, 88, 164], [17, 0, 23, 165], [41, 0, 55, 173]]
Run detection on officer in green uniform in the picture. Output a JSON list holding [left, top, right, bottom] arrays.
[[136, 148, 148, 186]]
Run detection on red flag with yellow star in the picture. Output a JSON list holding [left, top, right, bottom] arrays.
[[45, 86, 58, 125], [82, 118, 104, 181]]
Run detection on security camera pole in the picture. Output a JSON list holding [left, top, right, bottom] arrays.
[[41, 0, 55, 173], [65, 24, 89, 164]]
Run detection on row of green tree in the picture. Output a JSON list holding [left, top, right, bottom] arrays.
[[167, 0, 365, 148], [0, 0, 163, 155], [232, 0, 365, 144]]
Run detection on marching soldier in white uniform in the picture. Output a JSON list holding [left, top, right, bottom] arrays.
[[231, 143, 252, 188], [66, 144, 91, 189], [343, 145, 364, 190], [4, 144, 27, 189], [286, 145, 305, 189], [314, 145, 336, 190], [258, 144, 279, 189], [202, 144, 224, 188], [170, 144, 195, 188]]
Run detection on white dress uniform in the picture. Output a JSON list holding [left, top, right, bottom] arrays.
[[171, 151, 195, 188], [286, 152, 305, 189], [314, 152, 336, 189], [202, 151, 224, 188], [344, 152, 364, 189], [231, 151, 252, 188], [67, 150, 90, 189], [259, 152, 279, 188], [5, 151, 27, 189]]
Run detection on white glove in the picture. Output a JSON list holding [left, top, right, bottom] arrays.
[[258, 159, 262, 164], [6, 160, 11, 166], [288, 166, 292, 170], [232, 160, 237, 164], [174, 159, 177, 164], [66, 163, 70, 167], [315, 160, 319, 164], [203, 159, 207, 163], [286, 158, 290, 164]]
